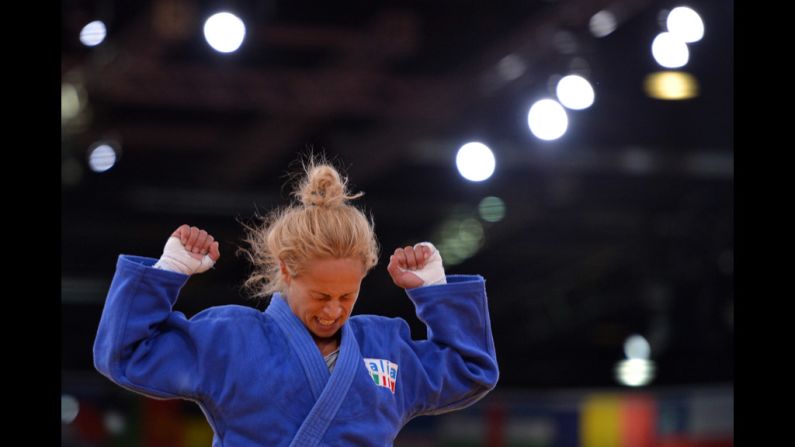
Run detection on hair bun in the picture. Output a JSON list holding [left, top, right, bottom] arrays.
[[297, 164, 361, 208]]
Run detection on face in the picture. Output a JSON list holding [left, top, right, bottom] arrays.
[[282, 257, 366, 341]]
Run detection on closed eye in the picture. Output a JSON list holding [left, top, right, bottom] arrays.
[[313, 294, 354, 301]]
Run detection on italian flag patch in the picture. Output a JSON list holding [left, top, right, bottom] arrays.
[[363, 358, 398, 393]]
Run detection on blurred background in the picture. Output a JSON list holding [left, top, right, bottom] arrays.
[[61, 0, 733, 445]]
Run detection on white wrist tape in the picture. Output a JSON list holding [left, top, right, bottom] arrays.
[[409, 242, 446, 286], [153, 236, 215, 275]]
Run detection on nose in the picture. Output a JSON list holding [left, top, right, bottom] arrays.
[[323, 303, 343, 320]]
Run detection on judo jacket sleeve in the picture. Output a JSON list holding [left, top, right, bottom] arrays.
[[93, 255, 246, 402], [400, 274, 499, 418]]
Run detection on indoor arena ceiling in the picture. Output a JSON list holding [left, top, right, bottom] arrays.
[[62, 0, 734, 389]]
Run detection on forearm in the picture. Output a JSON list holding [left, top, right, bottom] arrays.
[[93, 255, 189, 385], [406, 275, 499, 413], [408, 275, 495, 353]]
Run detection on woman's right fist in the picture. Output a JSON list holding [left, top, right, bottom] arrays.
[[171, 224, 221, 261], [153, 225, 220, 275]]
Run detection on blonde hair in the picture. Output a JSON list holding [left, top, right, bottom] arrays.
[[240, 159, 379, 299]]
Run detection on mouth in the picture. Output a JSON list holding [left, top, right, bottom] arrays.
[[316, 318, 338, 328]]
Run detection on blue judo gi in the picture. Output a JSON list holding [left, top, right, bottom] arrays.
[[93, 255, 499, 446]]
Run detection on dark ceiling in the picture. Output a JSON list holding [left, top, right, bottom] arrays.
[[62, 0, 733, 390]]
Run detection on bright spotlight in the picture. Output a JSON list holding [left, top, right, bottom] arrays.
[[88, 143, 118, 173], [615, 359, 655, 387], [651, 32, 689, 68], [527, 99, 568, 141], [623, 334, 651, 360], [203, 12, 246, 53], [556, 75, 595, 110], [456, 142, 496, 182], [667, 6, 704, 43], [80, 20, 107, 47], [644, 71, 699, 100]]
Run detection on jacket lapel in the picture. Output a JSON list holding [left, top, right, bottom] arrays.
[[266, 294, 362, 446], [267, 294, 329, 400], [288, 323, 360, 446]]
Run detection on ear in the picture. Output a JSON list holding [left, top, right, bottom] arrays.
[[279, 260, 292, 286]]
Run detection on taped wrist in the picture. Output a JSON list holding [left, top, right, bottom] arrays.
[[153, 237, 215, 275], [411, 242, 446, 286]]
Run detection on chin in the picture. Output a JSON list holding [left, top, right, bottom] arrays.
[[312, 323, 340, 339], [314, 327, 338, 338]]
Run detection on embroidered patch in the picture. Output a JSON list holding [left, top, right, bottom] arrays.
[[363, 358, 398, 393]]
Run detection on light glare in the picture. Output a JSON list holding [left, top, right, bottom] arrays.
[[527, 99, 568, 141], [667, 7, 704, 43], [456, 142, 495, 182], [80, 20, 107, 47], [556, 75, 595, 110], [497, 54, 526, 82], [203, 12, 246, 53], [651, 32, 689, 68], [62, 83, 80, 122], [61, 395, 79, 424], [104, 411, 126, 434], [589, 10, 617, 37], [615, 359, 655, 387], [644, 71, 699, 100], [88, 144, 118, 173], [478, 196, 506, 223], [624, 334, 651, 360]]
